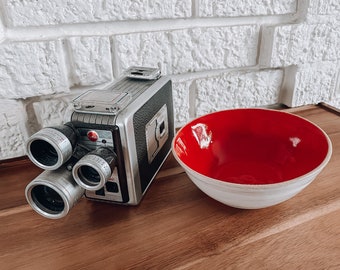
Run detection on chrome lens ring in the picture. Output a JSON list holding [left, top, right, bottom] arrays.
[[72, 154, 112, 191], [25, 169, 84, 219], [26, 128, 73, 170]]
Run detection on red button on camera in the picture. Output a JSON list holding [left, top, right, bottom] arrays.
[[87, 131, 99, 142]]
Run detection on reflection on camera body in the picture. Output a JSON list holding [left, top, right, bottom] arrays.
[[25, 67, 174, 219]]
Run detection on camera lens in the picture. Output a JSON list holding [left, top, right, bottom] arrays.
[[31, 185, 65, 214], [30, 140, 59, 167], [25, 167, 84, 219], [78, 165, 101, 183], [73, 147, 116, 191], [26, 124, 77, 170]]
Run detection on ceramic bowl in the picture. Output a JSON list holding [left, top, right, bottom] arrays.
[[172, 108, 332, 209]]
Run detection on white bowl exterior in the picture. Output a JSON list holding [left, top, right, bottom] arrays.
[[184, 166, 321, 209]]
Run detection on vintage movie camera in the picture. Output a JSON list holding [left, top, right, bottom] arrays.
[[25, 67, 174, 219]]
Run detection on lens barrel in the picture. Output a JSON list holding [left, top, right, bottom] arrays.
[[72, 147, 116, 191], [25, 167, 84, 219], [26, 123, 77, 170]]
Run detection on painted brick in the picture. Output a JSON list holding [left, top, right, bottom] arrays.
[[0, 21, 4, 42], [195, 69, 283, 117], [0, 100, 27, 159], [32, 96, 76, 128], [198, 0, 297, 17], [67, 36, 113, 86], [4, 0, 191, 27], [306, 0, 340, 23], [308, 0, 340, 15], [114, 31, 172, 75], [0, 40, 69, 99], [260, 23, 340, 68], [281, 61, 339, 107], [115, 25, 259, 75], [172, 79, 191, 126], [171, 25, 259, 73]]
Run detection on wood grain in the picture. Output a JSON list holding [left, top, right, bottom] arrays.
[[0, 105, 339, 270]]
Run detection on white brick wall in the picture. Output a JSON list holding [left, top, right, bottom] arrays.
[[281, 61, 339, 107], [0, 20, 4, 42], [0, 40, 69, 99], [0, 100, 27, 159], [67, 36, 113, 86], [4, 0, 192, 26], [115, 25, 259, 74], [32, 96, 76, 128], [194, 69, 284, 117], [260, 23, 339, 67], [198, 0, 297, 17], [0, 0, 339, 159]]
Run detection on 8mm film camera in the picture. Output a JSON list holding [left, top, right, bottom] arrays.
[[25, 67, 174, 219]]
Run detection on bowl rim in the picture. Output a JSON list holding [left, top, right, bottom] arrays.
[[172, 108, 333, 188]]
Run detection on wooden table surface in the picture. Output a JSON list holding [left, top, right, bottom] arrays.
[[0, 105, 339, 270]]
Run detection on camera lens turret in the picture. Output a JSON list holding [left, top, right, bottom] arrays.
[[25, 167, 84, 219], [26, 123, 77, 170], [72, 147, 116, 191]]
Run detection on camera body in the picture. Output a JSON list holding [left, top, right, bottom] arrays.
[[25, 67, 174, 218]]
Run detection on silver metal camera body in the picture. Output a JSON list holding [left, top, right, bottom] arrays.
[[25, 67, 174, 219]]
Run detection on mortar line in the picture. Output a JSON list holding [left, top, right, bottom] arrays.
[[4, 14, 297, 42]]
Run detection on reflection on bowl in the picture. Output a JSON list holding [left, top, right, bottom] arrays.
[[172, 108, 332, 209]]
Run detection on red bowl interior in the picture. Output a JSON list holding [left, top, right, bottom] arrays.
[[173, 109, 330, 185]]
